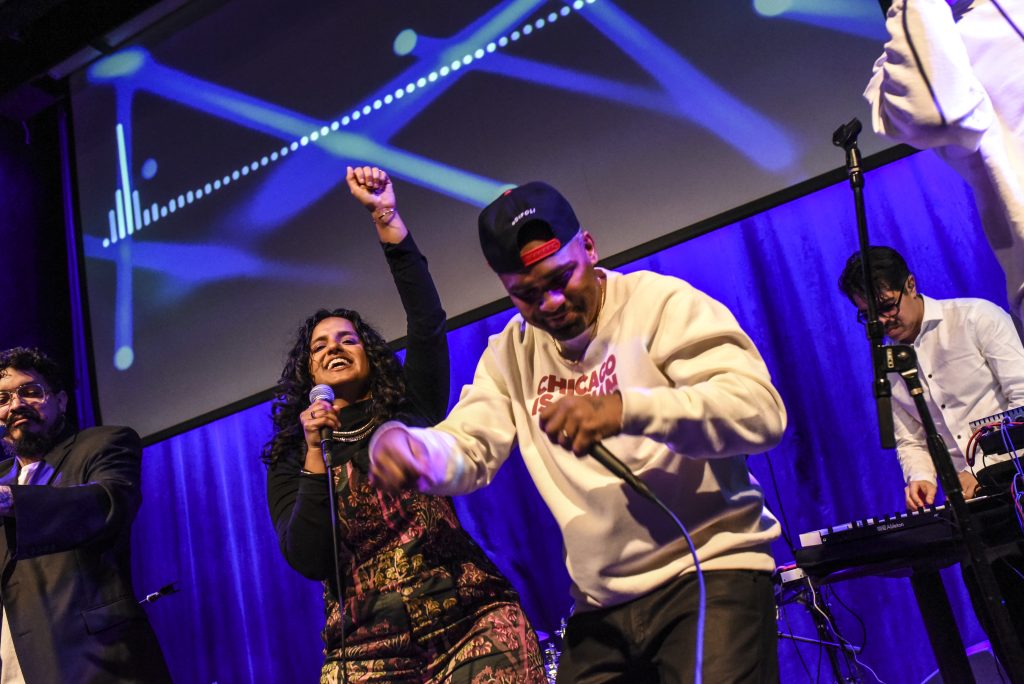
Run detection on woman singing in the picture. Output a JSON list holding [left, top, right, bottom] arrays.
[[264, 166, 544, 683]]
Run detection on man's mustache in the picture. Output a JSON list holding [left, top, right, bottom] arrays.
[[4, 407, 40, 429]]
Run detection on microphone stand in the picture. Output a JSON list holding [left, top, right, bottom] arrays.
[[320, 436, 349, 684], [833, 118, 1024, 682], [833, 118, 895, 451]]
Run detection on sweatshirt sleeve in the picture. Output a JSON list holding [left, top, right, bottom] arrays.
[[617, 278, 787, 459], [863, 0, 993, 151], [370, 342, 519, 496]]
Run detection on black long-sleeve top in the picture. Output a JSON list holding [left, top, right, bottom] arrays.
[[266, 233, 449, 579]]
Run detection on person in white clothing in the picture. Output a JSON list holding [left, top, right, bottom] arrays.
[[369, 181, 787, 682], [838, 246, 1024, 509], [864, 0, 1024, 322], [838, 245, 1024, 664]]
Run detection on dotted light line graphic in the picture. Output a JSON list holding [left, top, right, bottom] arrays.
[[102, 0, 597, 248]]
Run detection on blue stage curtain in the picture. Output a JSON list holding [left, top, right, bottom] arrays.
[[134, 149, 1013, 682]]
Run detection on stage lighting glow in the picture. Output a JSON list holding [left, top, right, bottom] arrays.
[[393, 28, 418, 56], [754, 0, 885, 39], [89, 49, 147, 80], [114, 346, 134, 371], [753, 0, 792, 17]]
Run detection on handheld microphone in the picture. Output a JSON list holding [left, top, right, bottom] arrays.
[[589, 441, 657, 503], [308, 384, 335, 445]]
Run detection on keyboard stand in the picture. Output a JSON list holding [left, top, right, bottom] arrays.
[[910, 571, 974, 683]]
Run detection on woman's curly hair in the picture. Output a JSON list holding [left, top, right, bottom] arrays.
[[261, 308, 406, 467]]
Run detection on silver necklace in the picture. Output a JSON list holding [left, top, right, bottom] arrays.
[[331, 416, 381, 443]]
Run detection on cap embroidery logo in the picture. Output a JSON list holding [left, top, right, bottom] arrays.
[[510, 207, 536, 226]]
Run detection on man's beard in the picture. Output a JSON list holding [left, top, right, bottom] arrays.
[[5, 408, 64, 458]]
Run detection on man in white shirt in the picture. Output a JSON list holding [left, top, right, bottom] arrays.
[[864, 0, 1024, 322], [838, 246, 1024, 663], [838, 246, 1024, 509], [368, 181, 787, 682]]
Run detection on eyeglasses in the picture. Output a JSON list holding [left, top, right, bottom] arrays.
[[856, 279, 909, 325], [0, 383, 49, 409]]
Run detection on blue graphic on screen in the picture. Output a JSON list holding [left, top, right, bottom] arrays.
[[71, 0, 886, 436]]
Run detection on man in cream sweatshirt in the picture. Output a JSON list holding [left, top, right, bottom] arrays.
[[369, 182, 787, 682]]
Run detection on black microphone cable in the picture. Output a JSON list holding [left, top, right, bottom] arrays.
[[586, 441, 707, 684]]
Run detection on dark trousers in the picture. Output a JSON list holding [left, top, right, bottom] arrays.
[[556, 570, 779, 684]]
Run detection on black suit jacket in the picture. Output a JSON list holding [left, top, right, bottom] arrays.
[[0, 425, 171, 683]]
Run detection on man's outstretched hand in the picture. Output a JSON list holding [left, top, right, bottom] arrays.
[[369, 427, 431, 492]]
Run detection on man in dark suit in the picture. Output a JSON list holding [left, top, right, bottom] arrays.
[[0, 347, 170, 683]]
